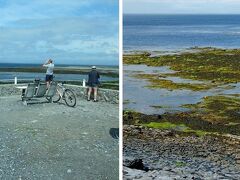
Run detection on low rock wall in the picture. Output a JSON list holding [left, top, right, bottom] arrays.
[[0, 84, 119, 104]]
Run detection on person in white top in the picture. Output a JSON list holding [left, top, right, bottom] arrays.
[[42, 59, 54, 87]]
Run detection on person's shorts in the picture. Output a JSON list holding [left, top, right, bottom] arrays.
[[88, 83, 98, 88], [45, 75, 53, 82]]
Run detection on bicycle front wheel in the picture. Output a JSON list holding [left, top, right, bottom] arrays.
[[63, 89, 76, 107]]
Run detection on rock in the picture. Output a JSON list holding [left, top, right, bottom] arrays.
[[126, 159, 149, 172], [123, 127, 240, 179]]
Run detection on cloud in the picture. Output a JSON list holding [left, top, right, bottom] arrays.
[[0, 0, 119, 65]]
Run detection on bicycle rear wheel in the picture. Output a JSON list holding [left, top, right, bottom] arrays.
[[63, 89, 76, 107], [52, 92, 61, 103], [46, 91, 61, 103], [46, 94, 61, 103]]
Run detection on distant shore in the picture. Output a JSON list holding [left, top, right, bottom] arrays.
[[123, 46, 240, 56], [0, 66, 119, 78]]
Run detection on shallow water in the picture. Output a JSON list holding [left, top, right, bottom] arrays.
[[124, 65, 240, 114]]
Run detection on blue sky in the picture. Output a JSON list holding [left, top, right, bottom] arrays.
[[124, 0, 240, 14], [0, 0, 119, 65]]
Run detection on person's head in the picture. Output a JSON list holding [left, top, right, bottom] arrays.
[[48, 59, 53, 64], [91, 66, 96, 70]]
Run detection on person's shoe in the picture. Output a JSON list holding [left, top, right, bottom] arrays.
[[87, 99, 90, 101], [93, 99, 98, 102]]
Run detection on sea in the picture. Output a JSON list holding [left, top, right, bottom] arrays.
[[0, 63, 118, 82], [124, 14, 240, 51], [123, 14, 240, 114]]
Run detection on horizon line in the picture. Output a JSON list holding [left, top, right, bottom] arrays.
[[0, 62, 119, 66], [123, 13, 240, 15]]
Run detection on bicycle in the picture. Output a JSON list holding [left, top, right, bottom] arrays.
[[47, 81, 77, 107]]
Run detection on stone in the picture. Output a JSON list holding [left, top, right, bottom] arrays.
[[126, 159, 149, 172]]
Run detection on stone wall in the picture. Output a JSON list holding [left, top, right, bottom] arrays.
[[0, 84, 119, 104], [64, 84, 119, 104]]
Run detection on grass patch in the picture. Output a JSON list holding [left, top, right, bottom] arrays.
[[0, 67, 119, 78]]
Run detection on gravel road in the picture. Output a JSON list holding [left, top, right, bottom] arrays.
[[0, 95, 119, 180]]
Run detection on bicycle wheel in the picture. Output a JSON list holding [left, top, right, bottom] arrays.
[[63, 89, 76, 107], [46, 91, 61, 103]]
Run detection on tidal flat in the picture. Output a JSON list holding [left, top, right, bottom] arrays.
[[124, 47, 240, 114], [124, 47, 240, 83], [123, 48, 240, 179]]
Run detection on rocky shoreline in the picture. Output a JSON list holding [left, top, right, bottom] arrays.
[[123, 125, 240, 179]]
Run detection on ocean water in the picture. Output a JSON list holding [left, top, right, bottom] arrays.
[[123, 15, 240, 114], [0, 63, 118, 81], [124, 14, 240, 51]]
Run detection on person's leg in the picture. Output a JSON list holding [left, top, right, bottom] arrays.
[[93, 87, 98, 101], [87, 87, 92, 101], [47, 75, 53, 88], [46, 81, 50, 88], [45, 75, 50, 88]]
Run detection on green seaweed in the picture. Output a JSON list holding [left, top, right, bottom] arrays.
[[150, 105, 164, 109], [124, 48, 240, 83], [143, 122, 184, 129], [142, 122, 209, 137], [175, 161, 187, 167], [133, 73, 216, 91], [123, 100, 131, 104], [123, 110, 143, 125], [182, 96, 240, 124], [123, 95, 240, 136]]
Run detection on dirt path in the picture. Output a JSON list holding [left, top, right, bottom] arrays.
[[0, 96, 119, 179]]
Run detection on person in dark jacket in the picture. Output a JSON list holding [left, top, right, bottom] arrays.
[[87, 66, 100, 101]]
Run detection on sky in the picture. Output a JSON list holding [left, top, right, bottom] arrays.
[[0, 0, 119, 65], [124, 0, 240, 14]]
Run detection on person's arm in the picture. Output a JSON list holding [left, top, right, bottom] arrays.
[[97, 72, 100, 79], [42, 60, 50, 67], [88, 72, 90, 83]]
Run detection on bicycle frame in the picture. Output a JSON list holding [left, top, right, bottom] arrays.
[[51, 81, 77, 107], [55, 83, 66, 100]]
